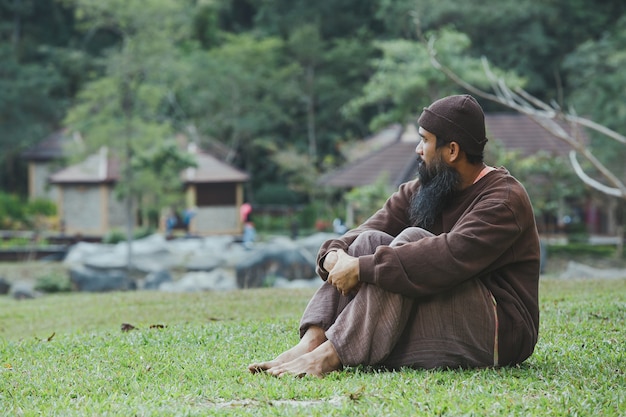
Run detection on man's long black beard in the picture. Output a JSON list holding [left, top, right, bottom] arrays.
[[409, 156, 461, 230]]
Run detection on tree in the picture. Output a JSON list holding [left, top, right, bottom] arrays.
[[179, 33, 299, 197], [343, 28, 524, 133], [421, 31, 626, 200], [413, 0, 626, 102], [563, 15, 626, 182], [0, 0, 93, 193], [0, 45, 62, 193], [286, 24, 324, 162], [63, 0, 197, 268], [131, 141, 197, 228], [420, 24, 626, 253]]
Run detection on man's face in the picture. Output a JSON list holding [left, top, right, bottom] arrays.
[[416, 127, 438, 168], [409, 127, 461, 229], [416, 127, 448, 185]]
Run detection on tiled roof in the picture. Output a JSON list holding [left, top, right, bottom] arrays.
[[183, 152, 249, 183], [22, 130, 68, 161], [49, 148, 119, 184], [318, 124, 419, 188], [485, 113, 586, 157], [318, 113, 589, 189], [48, 148, 248, 185]]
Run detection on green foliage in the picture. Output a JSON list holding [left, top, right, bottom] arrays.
[[563, 15, 626, 180], [131, 141, 197, 227], [2, 0, 626, 216], [0, 0, 108, 193], [102, 227, 155, 244], [34, 273, 72, 293], [180, 33, 299, 191], [254, 184, 302, 206], [496, 150, 586, 220], [417, 0, 626, 100], [547, 243, 618, 258], [24, 198, 57, 217], [345, 174, 393, 223], [0, 192, 25, 228], [0, 192, 56, 229], [343, 28, 525, 132], [271, 148, 318, 199]]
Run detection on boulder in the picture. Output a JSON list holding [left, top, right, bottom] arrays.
[[272, 277, 323, 289], [236, 238, 317, 288], [69, 265, 135, 292], [159, 269, 237, 292], [0, 277, 10, 295], [142, 269, 173, 290], [10, 282, 38, 300], [560, 261, 626, 280]]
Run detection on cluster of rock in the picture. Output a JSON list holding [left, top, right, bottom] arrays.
[[62, 232, 335, 293]]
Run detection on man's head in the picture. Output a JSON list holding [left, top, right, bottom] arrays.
[[409, 94, 487, 229], [417, 94, 487, 159]]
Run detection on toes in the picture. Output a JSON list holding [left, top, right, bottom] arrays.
[[248, 362, 272, 373]]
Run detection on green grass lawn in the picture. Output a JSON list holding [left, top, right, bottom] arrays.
[[1, 279, 624, 416]]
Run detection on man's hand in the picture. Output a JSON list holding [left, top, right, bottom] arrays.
[[323, 250, 339, 272], [327, 249, 360, 296]]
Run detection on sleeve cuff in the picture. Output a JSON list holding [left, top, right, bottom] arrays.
[[358, 255, 377, 285]]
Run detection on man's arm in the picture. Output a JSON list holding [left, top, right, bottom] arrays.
[[315, 180, 418, 280]]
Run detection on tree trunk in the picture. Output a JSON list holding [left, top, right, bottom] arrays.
[[306, 65, 317, 163], [121, 77, 135, 273]]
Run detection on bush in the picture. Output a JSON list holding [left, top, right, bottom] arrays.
[[547, 243, 617, 258], [0, 192, 57, 229], [34, 273, 72, 293], [102, 227, 155, 244], [254, 183, 302, 205]]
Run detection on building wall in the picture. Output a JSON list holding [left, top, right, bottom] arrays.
[[58, 185, 104, 235], [106, 188, 127, 230], [192, 206, 240, 235], [28, 162, 58, 201]]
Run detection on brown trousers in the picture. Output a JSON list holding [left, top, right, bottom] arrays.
[[300, 228, 498, 369]]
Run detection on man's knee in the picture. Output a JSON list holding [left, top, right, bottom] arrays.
[[391, 227, 434, 246], [349, 230, 394, 256]]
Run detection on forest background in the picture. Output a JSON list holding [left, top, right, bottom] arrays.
[[1, 0, 625, 234]]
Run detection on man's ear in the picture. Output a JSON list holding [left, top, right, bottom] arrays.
[[445, 141, 462, 163]]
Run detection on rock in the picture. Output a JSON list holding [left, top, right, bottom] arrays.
[[0, 277, 10, 295], [142, 269, 173, 290], [159, 269, 238, 292], [82, 251, 129, 269], [69, 265, 135, 292], [235, 240, 317, 288], [64, 241, 114, 266], [559, 261, 626, 280], [60, 232, 333, 291], [131, 251, 178, 273], [272, 277, 323, 289], [185, 254, 224, 272], [10, 282, 38, 300]]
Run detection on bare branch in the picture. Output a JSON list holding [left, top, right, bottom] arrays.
[[420, 32, 626, 200], [569, 151, 624, 198]]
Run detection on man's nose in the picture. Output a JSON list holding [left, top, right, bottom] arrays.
[[415, 141, 423, 155]]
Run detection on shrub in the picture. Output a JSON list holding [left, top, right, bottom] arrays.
[[254, 183, 302, 205], [547, 243, 617, 258], [34, 273, 72, 293], [0, 192, 57, 229], [102, 227, 155, 244]]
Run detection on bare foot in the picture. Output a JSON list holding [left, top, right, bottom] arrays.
[[266, 340, 342, 378], [248, 326, 326, 374]]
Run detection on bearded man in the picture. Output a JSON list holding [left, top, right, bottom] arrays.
[[249, 95, 541, 377]]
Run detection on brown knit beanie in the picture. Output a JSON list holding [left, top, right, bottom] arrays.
[[417, 94, 488, 155]]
